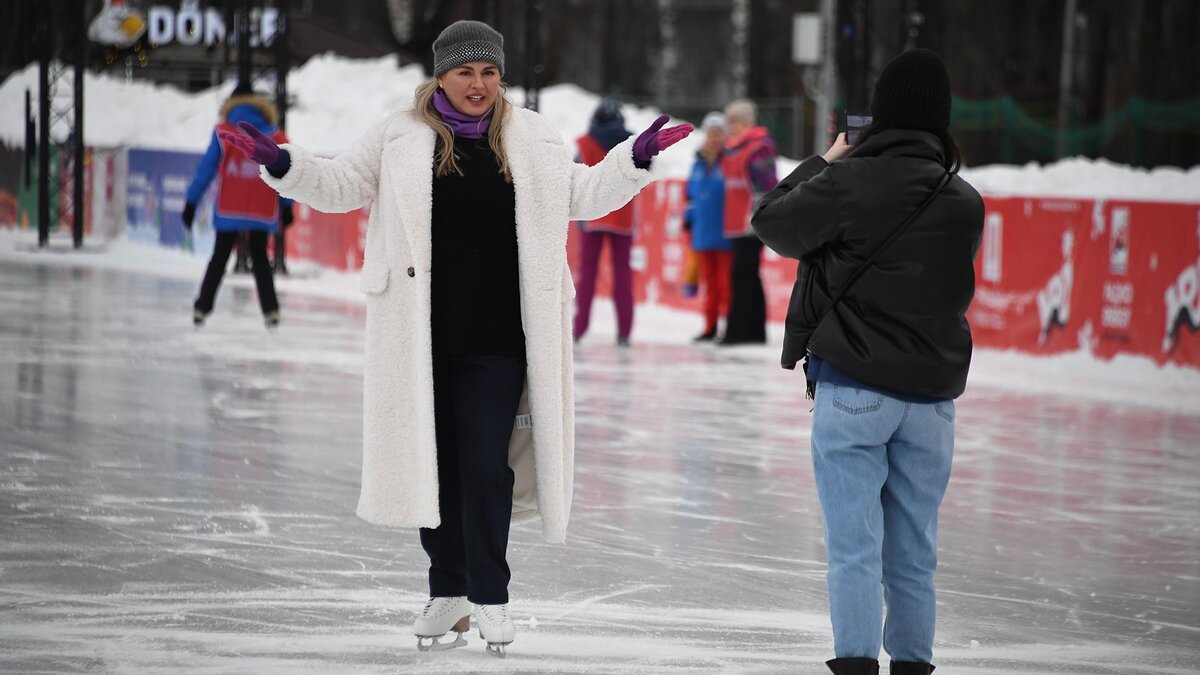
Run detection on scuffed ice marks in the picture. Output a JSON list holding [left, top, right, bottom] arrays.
[[0, 260, 1198, 673]]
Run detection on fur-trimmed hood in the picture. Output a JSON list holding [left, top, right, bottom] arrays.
[[220, 94, 278, 127]]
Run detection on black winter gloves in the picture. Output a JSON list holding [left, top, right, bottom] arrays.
[[280, 202, 294, 228], [181, 202, 196, 230]]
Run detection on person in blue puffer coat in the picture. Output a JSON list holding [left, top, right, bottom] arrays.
[[684, 112, 733, 342], [184, 82, 292, 328]]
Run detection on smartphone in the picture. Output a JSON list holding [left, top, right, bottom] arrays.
[[846, 112, 872, 145]]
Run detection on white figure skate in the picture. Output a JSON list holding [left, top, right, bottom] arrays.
[[475, 603, 515, 658], [413, 596, 470, 652]]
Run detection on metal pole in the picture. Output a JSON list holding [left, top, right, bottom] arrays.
[[24, 89, 33, 190], [37, 2, 51, 248], [1056, 0, 1078, 159], [237, 0, 252, 88], [234, 0, 253, 272], [850, 0, 868, 111], [813, 0, 837, 154], [524, 0, 543, 111], [274, 0, 290, 273], [223, 0, 234, 80], [731, 0, 749, 99], [792, 94, 804, 158], [275, 0, 289, 130], [73, 0, 85, 249]]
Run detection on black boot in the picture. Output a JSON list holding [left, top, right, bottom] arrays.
[[890, 662, 935, 675], [826, 658, 880, 675]]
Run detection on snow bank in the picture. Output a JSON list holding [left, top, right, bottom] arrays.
[[960, 159, 1200, 204], [0, 54, 696, 176], [3, 54, 1197, 196]]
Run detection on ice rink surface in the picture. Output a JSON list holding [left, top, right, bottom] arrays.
[[1, 258, 1198, 674]]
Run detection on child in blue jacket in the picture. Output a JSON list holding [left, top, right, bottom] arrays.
[[685, 112, 733, 341], [185, 83, 292, 328]]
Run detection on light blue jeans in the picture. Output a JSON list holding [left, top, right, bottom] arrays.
[[810, 382, 955, 663]]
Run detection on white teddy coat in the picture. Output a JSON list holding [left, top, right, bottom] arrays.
[[260, 106, 653, 543]]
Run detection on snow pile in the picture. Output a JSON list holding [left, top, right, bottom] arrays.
[[3, 53, 1198, 194], [0, 54, 696, 177], [960, 159, 1200, 204]]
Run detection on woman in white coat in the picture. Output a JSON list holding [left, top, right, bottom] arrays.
[[221, 20, 693, 657]]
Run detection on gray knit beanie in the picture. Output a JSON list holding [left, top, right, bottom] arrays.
[[432, 20, 505, 77]]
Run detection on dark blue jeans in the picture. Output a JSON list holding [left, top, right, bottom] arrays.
[[420, 353, 526, 605]]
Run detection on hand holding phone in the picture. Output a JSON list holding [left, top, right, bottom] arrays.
[[822, 133, 853, 164], [847, 112, 872, 145]]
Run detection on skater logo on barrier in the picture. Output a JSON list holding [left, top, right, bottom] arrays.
[[1109, 207, 1130, 276], [982, 212, 1002, 283], [1037, 230, 1074, 343], [1163, 254, 1200, 352]]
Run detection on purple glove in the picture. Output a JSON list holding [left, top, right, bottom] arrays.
[[632, 114, 695, 166], [219, 121, 289, 174]]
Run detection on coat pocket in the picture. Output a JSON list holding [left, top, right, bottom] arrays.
[[358, 260, 390, 294]]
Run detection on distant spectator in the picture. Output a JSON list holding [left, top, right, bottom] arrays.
[[573, 99, 638, 347], [184, 82, 292, 329], [685, 112, 733, 342], [719, 98, 777, 345]]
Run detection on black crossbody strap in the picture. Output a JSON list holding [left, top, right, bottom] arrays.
[[818, 170, 953, 323]]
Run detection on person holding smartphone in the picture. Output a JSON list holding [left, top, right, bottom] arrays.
[[752, 49, 984, 675]]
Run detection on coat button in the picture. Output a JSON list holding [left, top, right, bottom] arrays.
[[407, 267, 415, 277]]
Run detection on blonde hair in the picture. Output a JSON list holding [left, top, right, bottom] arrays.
[[724, 99, 758, 126], [413, 79, 512, 181]]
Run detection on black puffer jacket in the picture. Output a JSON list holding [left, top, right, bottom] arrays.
[[752, 129, 984, 399]]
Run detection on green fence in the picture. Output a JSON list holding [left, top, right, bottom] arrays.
[[952, 95, 1200, 165]]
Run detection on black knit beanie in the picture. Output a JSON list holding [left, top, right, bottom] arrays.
[[870, 49, 951, 134], [433, 20, 505, 77]]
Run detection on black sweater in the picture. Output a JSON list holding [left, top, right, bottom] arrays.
[[430, 136, 525, 358], [752, 130, 984, 399]]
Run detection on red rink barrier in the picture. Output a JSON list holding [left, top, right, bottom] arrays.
[[286, 203, 369, 271], [286, 180, 1200, 369], [971, 196, 1200, 368]]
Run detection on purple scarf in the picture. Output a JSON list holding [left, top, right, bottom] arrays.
[[433, 89, 493, 139]]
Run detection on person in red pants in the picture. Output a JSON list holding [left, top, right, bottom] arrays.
[[685, 112, 733, 341], [572, 100, 639, 347]]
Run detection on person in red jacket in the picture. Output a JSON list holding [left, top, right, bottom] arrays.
[[572, 100, 639, 346], [184, 82, 292, 329], [719, 99, 778, 345]]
